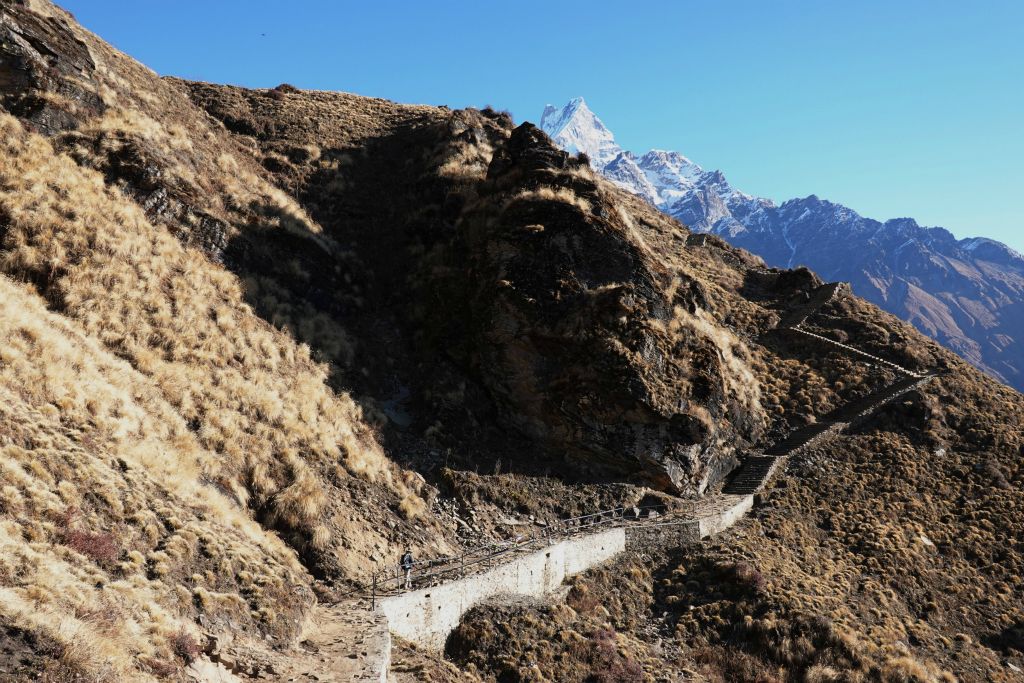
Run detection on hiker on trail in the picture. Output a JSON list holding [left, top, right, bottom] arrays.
[[401, 549, 414, 589]]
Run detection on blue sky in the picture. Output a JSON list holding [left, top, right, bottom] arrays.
[[63, 1, 1024, 252]]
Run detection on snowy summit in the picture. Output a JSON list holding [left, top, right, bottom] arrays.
[[539, 98, 768, 225]]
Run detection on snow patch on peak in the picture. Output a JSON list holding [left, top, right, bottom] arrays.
[[641, 149, 697, 167], [539, 97, 620, 169], [604, 153, 660, 206], [962, 237, 990, 252], [637, 149, 705, 196], [539, 98, 773, 224], [960, 237, 1024, 263]]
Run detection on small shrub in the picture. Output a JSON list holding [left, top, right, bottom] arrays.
[[398, 493, 426, 520], [479, 105, 512, 123], [880, 656, 938, 682], [730, 561, 767, 594], [170, 629, 199, 663], [566, 584, 601, 614], [144, 657, 179, 677], [695, 646, 779, 683], [59, 510, 120, 564], [591, 628, 644, 683], [62, 529, 120, 564]]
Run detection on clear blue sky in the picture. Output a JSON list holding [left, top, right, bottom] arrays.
[[63, 0, 1024, 252]]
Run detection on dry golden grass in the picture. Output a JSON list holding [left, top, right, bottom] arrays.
[[668, 303, 766, 429], [0, 107, 433, 676], [0, 277, 315, 680], [502, 185, 594, 215], [71, 38, 332, 254], [0, 113, 400, 509], [437, 136, 495, 181]]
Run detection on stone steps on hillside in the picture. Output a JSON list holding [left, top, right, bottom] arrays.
[[830, 373, 936, 422], [764, 420, 844, 457], [722, 455, 779, 494], [725, 372, 937, 495], [790, 327, 923, 377]]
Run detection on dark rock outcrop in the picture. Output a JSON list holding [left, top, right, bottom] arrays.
[[0, 1, 104, 134], [431, 124, 765, 494]]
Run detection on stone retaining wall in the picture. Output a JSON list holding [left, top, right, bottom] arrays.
[[697, 494, 754, 536], [625, 494, 753, 550], [376, 494, 758, 651], [375, 528, 626, 650]]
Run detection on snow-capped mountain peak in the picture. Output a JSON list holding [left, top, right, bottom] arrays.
[[539, 96, 588, 134], [538, 99, 765, 215], [540, 97, 621, 169]]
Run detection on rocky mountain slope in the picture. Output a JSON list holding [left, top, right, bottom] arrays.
[[0, 2, 1020, 680], [447, 289, 1024, 682], [541, 98, 1024, 393]]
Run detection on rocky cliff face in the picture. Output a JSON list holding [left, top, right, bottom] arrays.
[[425, 123, 765, 493], [0, 0, 104, 133], [542, 98, 1024, 393]]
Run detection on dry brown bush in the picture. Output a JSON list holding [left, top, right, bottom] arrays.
[[170, 629, 199, 663]]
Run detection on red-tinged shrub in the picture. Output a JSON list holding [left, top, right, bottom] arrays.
[[62, 529, 119, 564], [171, 629, 200, 663]]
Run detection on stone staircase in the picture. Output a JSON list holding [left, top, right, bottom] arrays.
[[724, 281, 936, 495], [790, 326, 924, 378], [762, 420, 842, 457], [724, 371, 936, 494], [721, 456, 779, 495], [830, 372, 936, 422]]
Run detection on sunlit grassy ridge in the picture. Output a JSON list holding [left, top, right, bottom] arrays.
[[0, 81, 433, 680], [0, 274, 312, 679], [0, 111, 412, 542]]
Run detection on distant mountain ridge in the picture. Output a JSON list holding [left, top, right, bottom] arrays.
[[540, 98, 1024, 392]]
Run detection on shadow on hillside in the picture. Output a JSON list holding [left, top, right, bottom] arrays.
[[739, 268, 784, 305], [984, 621, 1024, 655], [221, 121, 588, 487]]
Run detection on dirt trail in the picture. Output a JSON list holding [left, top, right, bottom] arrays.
[[273, 604, 390, 683], [187, 602, 389, 683]]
